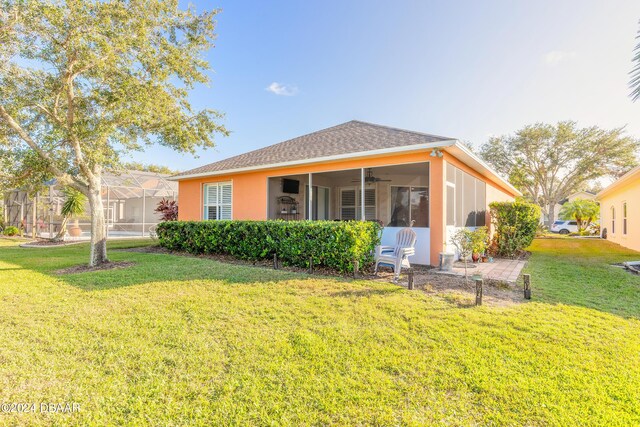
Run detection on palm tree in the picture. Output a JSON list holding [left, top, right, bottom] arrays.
[[559, 199, 600, 232], [631, 20, 640, 101], [55, 188, 86, 240]]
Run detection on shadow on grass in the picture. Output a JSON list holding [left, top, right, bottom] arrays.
[[0, 239, 355, 291]]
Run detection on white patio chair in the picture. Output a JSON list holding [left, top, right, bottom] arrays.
[[374, 228, 417, 280]]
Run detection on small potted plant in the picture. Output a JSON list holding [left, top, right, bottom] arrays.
[[470, 227, 488, 263]]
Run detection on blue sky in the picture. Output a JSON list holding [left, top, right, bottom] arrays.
[[135, 0, 640, 172]]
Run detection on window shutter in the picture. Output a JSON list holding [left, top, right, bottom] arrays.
[[219, 205, 232, 220], [341, 189, 356, 220], [220, 184, 232, 205], [364, 188, 376, 220], [206, 185, 218, 206], [204, 182, 232, 220]]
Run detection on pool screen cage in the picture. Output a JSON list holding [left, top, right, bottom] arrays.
[[2, 170, 178, 239]]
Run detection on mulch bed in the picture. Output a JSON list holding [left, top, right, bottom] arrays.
[[55, 261, 135, 275], [19, 238, 88, 248], [22, 239, 70, 247]]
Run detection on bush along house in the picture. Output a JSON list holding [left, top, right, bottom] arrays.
[[171, 121, 520, 266]]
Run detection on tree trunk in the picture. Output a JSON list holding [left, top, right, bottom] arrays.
[[87, 176, 108, 267], [54, 217, 68, 241], [547, 203, 556, 228]]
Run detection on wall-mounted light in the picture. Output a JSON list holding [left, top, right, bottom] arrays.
[[430, 148, 443, 158]]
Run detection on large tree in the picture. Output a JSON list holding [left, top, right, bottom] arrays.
[[0, 1, 227, 266], [480, 122, 638, 227], [631, 20, 640, 101]]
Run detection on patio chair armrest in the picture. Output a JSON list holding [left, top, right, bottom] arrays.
[[375, 245, 394, 256], [398, 247, 415, 258]]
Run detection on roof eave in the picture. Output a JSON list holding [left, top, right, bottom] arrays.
[[444, 142, 523, 197], [596, 165, 640, 199], [169, 140, 457, 181], [169, 139, 521, 197]]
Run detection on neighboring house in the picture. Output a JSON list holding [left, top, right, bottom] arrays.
[[597, 166, 640, 252], [172, 121, 520, 266], [3, 170, 178, 238], [541, 191, 597, 225]]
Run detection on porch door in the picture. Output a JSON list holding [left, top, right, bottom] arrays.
[[305, 186, 329, 220]]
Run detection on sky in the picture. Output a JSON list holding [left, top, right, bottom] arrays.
[[132, 0, 640, 172]]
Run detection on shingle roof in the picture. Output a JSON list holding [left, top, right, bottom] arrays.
[[174, 120, 454, 178]]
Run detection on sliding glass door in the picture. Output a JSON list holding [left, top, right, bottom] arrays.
[[305, 186, 330, 220]]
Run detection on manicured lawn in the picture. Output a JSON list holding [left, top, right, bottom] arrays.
[[526, 237, 640, 317], [0, 237, 639, 426]]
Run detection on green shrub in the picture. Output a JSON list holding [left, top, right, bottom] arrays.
[[3, 226, 20, 236], [156, 220, 382, 273], [489, 201, 540, 257]]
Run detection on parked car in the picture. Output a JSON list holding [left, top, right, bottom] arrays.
[[550, 220, 578, 234]]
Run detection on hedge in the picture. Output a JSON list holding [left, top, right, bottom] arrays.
[[489, 200, 540, 257], [156, 220, 382, 273]]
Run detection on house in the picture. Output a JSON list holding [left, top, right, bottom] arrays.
[[541, 191, 597, 225], [172, 121, 520, 266], [597, 166, 640, 252]]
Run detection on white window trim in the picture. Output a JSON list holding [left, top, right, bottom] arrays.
[[611, 206, 616, 235], [203, 181, 233, 220]]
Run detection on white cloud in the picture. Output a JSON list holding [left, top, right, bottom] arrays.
[[544, 50, 577, 66], [265, 82, 298, 96]]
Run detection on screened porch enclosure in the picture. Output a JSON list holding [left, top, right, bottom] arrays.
[[3, 170, 178, 239], [267, 162, 431, 264]]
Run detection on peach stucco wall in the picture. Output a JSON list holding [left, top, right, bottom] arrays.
[[177, 150, 517, 265], [598, 175, 640, 253]]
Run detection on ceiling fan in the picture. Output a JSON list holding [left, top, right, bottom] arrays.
[[351, 168, 392, 183]]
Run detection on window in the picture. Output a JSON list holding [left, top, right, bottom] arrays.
[[340, 187, 376, 220], [623, 202, 627, 235], [388, 186, 429, 227], [204, 182, 232, 220], [445, 163, 486, 227], [611, 207, 615, 234], [568, 221, 577, 226]]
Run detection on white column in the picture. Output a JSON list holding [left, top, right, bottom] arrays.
[[308, 173, 313, 221], [360, 168, 365, 221], [141, 188, 146, 236]]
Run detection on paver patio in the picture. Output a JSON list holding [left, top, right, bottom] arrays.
[[436, 258, 527, 283]]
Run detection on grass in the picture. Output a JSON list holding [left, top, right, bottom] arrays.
[[0, 237, 639, 426], [526, 237, 640, 317]]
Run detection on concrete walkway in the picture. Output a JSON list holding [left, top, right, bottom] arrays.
[[436, 258, 527, 283]]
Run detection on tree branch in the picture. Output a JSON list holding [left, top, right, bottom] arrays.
[[0, 104, 85, 191]]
